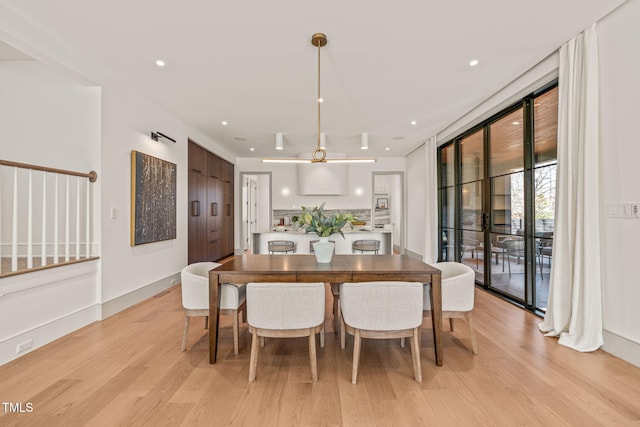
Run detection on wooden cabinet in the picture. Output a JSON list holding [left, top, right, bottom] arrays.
[[207, 151, 221, 179], [221, 160, 234, 256], [188, 140, 234, 263], [188, 170, 207, 264], [188, 142, 206, 174]]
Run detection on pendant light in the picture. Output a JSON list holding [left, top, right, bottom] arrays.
[[261, 33, 376, 164]]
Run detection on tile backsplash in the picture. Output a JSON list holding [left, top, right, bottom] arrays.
[[273, 209, 371, 226]]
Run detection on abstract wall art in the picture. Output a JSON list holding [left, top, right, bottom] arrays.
[[131, 150, 177, 245]]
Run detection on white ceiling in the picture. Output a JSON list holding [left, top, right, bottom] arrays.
[[0, 0, 625, 159]]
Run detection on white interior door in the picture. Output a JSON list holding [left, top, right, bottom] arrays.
[[248, 178, 257, 250]]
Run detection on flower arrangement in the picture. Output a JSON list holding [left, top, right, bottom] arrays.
[[296, 203, 355, 238]]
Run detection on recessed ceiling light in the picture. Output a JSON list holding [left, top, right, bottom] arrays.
[[155, 60, 165, 67], [411, 121, 417, 126], [221, 121, 228, 126], [469, 59, 479, 66], [250, 147, 255, 151], [385, 147, 390, 151]]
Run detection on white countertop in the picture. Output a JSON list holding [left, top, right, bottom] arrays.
[[252, 229, 393, 254], [261, 227, 391, 234]]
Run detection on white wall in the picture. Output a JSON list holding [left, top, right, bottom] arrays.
[[404, 2, 640, 367], [597, 0, 640, 367], [405, 145, 427, 257], [235, 157, 405, 211], [256, 174, 271, 231], [98, 84, 187, 304], [0, 60, 101, 365], [0, 8, 236, 364], [97, 82, 234, 310]]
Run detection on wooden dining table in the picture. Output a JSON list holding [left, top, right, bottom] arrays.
[[208, 254, 443, 366]]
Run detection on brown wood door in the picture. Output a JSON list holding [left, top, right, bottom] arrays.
[[188, 170, 207, 263], [207, 176, 222, 261], [223, 179, 234, 256], [207, 152, 221, 179]]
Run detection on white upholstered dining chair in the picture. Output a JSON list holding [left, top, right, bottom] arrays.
[[340, 281, 424, 384], [180, 262, 246, 355], [246, 282, 325, 382], [424, 262, 479, 355]]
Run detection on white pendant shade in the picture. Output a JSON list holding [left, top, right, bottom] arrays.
[[361, 132, 369, 150]]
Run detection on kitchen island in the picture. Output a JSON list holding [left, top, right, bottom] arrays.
[[252, 229, 393, 254]]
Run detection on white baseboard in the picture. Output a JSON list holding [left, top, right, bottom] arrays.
[[602, 330, 640, 368], [0, 304, 98, 366], [1, 272, 181, 366], [404, 249, 423, 260], [100, 272, 181, 319]]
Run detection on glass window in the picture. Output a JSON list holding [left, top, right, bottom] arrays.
[[440, 144, 455, 187], [460, 130, 483, 184], [534, 165, 556, 235], [461, 181, 482, 231], [534, 87, 558, 166], [490, 109, 524, 177], [440, 187, 455, 228], [492, 172, 524, 235], [437, 81, 558, 314]]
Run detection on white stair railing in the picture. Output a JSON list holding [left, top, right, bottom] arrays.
[[0, 159, 97, 276]]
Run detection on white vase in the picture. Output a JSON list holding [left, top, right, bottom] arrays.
[[313, 237, 335, 263]]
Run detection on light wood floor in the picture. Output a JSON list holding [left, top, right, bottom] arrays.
[[1, 279, 640, 426]]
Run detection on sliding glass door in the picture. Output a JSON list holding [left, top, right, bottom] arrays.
[[437, 83, 557, 313]]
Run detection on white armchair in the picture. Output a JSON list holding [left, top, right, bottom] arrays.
[[246, 282, 325, 382], [180, 262, 246, 355], [340, 281, 424, 384], [424, 262, 478, 355]]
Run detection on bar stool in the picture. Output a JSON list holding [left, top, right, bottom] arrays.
[[267, 240, 295, 254], [352, 239, 381, 254], [309, 239, 334, 253]]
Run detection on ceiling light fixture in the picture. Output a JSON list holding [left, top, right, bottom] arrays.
[[360, 133, 369, 150], [261, 33, 376, 164], [221, 121, 228, 126], [155, 60, 165, 67], [275, 132, 284, 150], [469, 59, 479, 66]]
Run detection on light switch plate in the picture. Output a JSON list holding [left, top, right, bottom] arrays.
[[608, 203, 630, 218], [631, 204, 640, 218]]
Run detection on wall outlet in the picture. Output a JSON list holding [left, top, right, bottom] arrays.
[[631, 204, 640, 218], [16, 339, 33, 354]]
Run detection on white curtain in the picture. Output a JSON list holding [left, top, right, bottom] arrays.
[[423, 136, 438, 264], [538, 24, 603, 352]]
